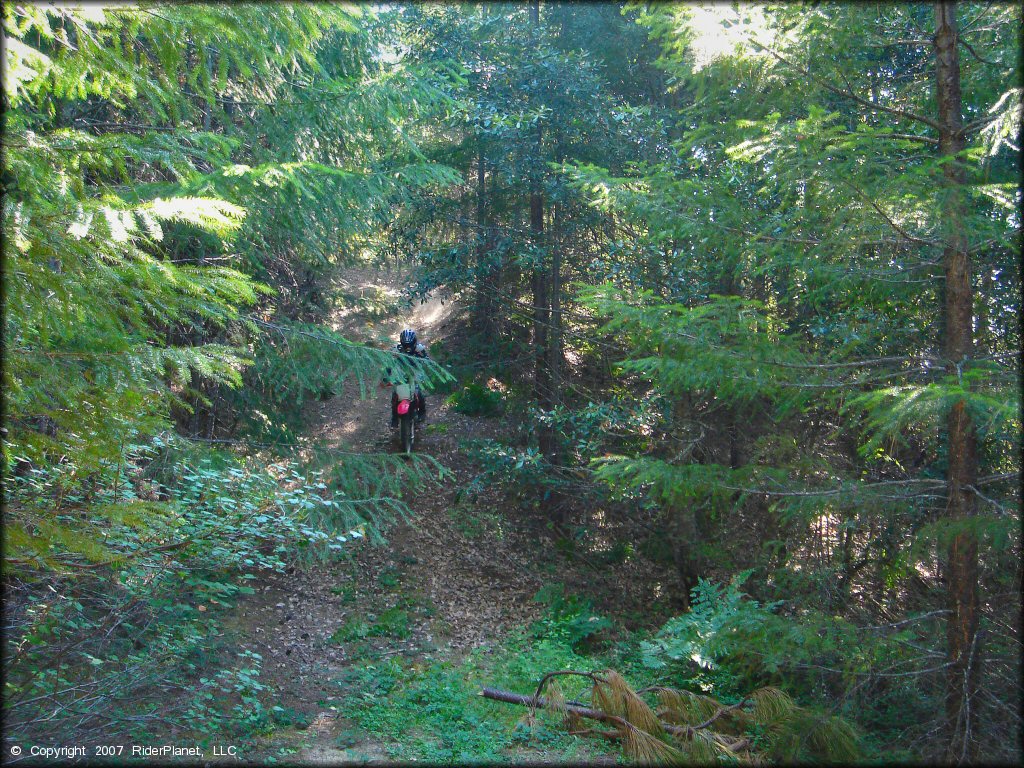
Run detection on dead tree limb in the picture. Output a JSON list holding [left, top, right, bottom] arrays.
[[479, 687, 749, 752]]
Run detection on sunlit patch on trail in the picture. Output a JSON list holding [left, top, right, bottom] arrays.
[[411, 293, 453, 331]]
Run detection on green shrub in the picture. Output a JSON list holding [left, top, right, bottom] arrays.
[[331, 584, 357, 604], [446, 382, 504, 417], [599, 540, 635, 565], [530, 583, 613, 652], [398, 593, 437, 617], [641, 573, 938, 756], [270, 705, 311, 730]]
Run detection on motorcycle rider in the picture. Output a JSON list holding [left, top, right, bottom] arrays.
[[382, 328, 429, 427]]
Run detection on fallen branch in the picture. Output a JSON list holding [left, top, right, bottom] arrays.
[[483, 671, 859, 762], [479, 686, 749, 752], [482, 686, 628, 727]]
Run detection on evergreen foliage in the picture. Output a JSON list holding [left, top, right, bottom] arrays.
[[328, 5, 1019, 755], [2, 3, 456, 747], [3, 1, 459, 555], [559, 3, 1020, 761]]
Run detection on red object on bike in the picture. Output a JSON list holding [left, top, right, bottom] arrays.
[[397, 400, 411, 415]]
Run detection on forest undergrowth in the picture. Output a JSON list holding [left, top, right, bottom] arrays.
[[211, 268, 677, 764], [196, 269, 877, 765]]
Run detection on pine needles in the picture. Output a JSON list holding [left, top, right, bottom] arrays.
[[485, 669, 860, 764], [593, 670, 665, 737]]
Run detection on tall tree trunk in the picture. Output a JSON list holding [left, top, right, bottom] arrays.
[[532, 176, 553, 453], [934, 2, 980, 761], [548, 143, 564, 424], [473, 143, 494, 337], [548, 199, 562, 409], [529, 0, 556, 465]]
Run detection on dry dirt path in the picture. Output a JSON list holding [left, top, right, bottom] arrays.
[[219, 269, 552, 763]]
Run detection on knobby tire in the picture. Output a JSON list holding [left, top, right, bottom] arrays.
[[400, 414, 414, 454]]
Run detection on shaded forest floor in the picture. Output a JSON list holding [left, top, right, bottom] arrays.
[[215, 267, 675, 763]]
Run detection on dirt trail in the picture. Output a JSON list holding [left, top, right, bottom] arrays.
[[221, 268, 551, 763]]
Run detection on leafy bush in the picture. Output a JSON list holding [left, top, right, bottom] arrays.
[[446, 381, 504, 417], [641, 573, 945, 756], [191, 649, 271, 737], [531, 583, 613, 652], [462, 439, 567, 505], [2, 445, 374, 746], [377, 566, 402, 589], [270, 705, 312, 730]]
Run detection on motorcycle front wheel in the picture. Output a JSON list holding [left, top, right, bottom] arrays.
[[400, 413, 414, 454]]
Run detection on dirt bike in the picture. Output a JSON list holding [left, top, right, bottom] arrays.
[[389, 381, 423, 455]]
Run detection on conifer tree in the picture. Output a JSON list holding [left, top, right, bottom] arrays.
[[567, 2, 1019, 758], [389, 2, 667, 510], [1, 0, 455, 610]]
